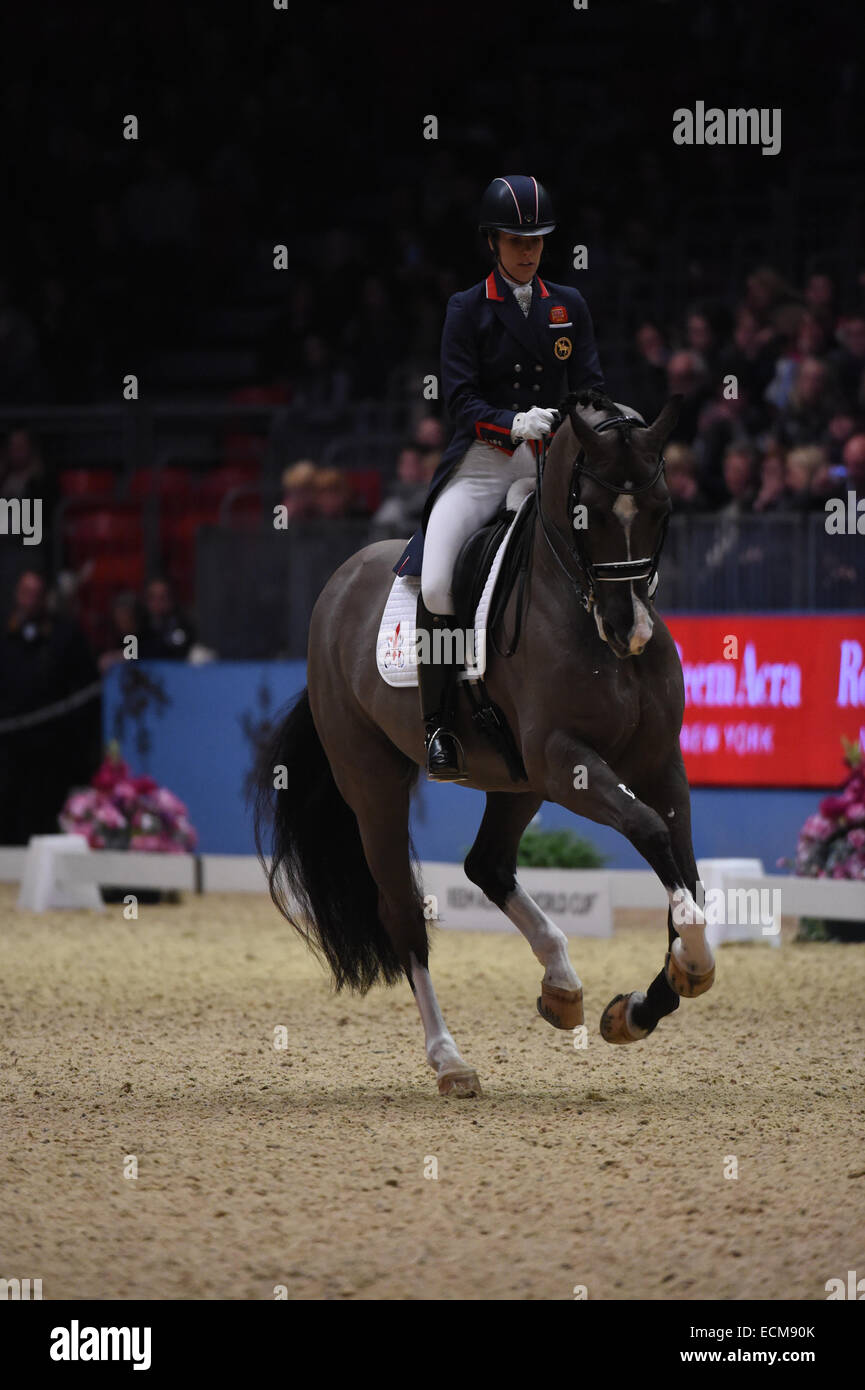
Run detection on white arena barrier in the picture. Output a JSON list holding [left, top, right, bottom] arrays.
[[3, 847, 862, 932], [422, 861, 613, 937], [697, 858, 782, 949], [17, 835, 103, 913]]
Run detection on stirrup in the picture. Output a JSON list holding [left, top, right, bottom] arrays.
[[425, 723, 467, 782]]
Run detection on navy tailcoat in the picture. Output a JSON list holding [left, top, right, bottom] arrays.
[[393, 266, 604, 576]]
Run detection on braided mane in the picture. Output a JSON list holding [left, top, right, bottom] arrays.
[[558, 388, 620, 419], [558, 389, 644, 442]]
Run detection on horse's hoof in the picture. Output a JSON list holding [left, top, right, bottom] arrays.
[[665, 945, 715, 998], [600, 991, 650, 1044], [537, 982, 584, 1030], [437, 1068, 483, 1098]]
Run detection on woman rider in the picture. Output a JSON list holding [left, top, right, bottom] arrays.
[[393, 175, 605, 780]]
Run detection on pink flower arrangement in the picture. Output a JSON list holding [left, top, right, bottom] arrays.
[[59, 744, 197, 853], [779, 737, 865, 881]]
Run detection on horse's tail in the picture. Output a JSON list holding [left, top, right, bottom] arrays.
[[253, 688, 403, 993]]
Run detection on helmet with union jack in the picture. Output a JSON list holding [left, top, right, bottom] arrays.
[[478, 175, 555, 236]]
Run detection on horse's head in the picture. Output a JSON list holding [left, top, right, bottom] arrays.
[[542, 393, 681, 658]]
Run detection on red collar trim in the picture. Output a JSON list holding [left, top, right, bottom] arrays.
[[536, 277, 550, 298], [485, 270, 505, 302]]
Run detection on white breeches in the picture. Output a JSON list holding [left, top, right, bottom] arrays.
[[420, 440, 536, 615]]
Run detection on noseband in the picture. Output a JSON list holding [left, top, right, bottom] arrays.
[[535, 413, 670, 612]]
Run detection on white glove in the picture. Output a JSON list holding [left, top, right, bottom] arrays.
[[511, 407, 557, 442]]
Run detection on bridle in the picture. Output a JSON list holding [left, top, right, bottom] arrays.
[[534, 412, 670, 613]]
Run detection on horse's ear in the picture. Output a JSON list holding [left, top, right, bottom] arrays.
[[567, 404, 605, 456], [642, 395, 683, 452]]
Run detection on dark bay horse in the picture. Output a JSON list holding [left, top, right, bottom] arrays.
[[255, 393, 715, 1097]]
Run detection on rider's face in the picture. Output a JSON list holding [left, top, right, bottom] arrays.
[[490, 232, 544, 283]]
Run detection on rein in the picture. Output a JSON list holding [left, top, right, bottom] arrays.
[[534, 412, 669, 613]]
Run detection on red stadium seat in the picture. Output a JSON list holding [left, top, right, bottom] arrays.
[[128, 468, 194, 507], [223, 493, 262, 528], [58, 469, 116, 497], [161, 513, 213, 605], [64, 503, 143, 564], [162, 513, 211, 572], [190, 497, 221, 525], [347, 468, 382, 514], [199, 469, 262, 530], [73, 552, 147, 650], [162, 512, 212, 548], [223, 433, 266, 469], [201, 466, 262, 502], [228, 385, 290, 406], [81, 552, 146, 590]]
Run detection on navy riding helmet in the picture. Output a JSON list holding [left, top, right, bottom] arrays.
[[478, 175, 556, 236]]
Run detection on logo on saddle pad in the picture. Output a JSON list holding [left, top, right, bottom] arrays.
[[381, 620, 406, 669], [378, 622, 485, 670], [554, 336, 572, 360]]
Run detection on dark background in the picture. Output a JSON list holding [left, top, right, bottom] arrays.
[[1, 0, 862, 404], [0, 0, 863, 839]]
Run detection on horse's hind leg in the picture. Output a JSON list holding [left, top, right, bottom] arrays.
[[327, 728, 482, 1098], [464, 791, 584, 1030]]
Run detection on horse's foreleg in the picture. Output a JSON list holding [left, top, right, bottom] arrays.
[[626, 753, 714, 1032], [534, 732, 713, 1044], [464, 791, 583, 1028]]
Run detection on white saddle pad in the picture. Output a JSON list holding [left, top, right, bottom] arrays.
[[376, 482, 535, 688]]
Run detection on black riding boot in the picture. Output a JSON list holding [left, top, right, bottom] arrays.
[[416, 598, 467, 782]]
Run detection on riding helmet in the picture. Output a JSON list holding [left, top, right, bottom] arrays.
[[478, 175, 555, 236]]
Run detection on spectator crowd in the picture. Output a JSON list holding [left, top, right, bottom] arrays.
[[625, 274, 865, 519]]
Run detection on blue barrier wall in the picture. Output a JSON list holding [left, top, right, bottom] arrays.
[[103, 660, 828, 871]]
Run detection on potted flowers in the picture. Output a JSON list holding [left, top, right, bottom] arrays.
[[59, 744, 197, 902]]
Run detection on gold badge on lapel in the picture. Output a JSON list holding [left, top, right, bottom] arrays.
[[554, 336, 572, 360]]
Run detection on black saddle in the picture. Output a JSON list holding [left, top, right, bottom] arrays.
[[448, 497, 535, 784], [452, 498, 533, 637]]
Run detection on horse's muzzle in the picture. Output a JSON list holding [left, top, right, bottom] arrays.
[[594, 600, 654, 658]]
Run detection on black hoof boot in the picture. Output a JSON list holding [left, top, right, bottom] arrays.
[[425, 722, 467, 782]]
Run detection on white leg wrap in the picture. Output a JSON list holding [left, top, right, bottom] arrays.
[[410, 953, 469, 1073], [666, 886, 714, 973], [504, 884, 581, 991]]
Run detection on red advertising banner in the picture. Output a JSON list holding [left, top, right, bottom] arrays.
[[665, 615, 865, 787]]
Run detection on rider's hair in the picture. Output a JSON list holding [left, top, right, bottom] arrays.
[[484, 229, 501, 263]]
